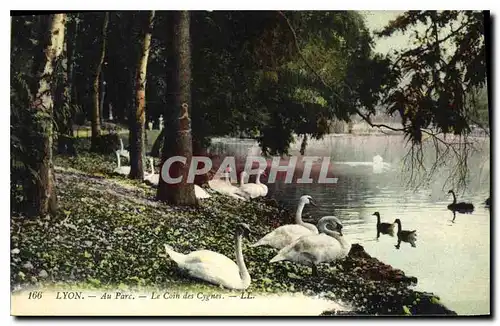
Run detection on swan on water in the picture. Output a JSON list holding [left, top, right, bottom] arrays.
[[164, 223, 253, 290], [208, 168, 249, 200], [269, 216, 350, 277], [393, 218, 417, 249], [113, 150, 131, 176], [251, 195, 318, 250], [239, 171, 267, 199], [117, 138, 130, 160], [372, 212, 396, 238]]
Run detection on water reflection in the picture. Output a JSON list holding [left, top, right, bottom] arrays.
[[209, 134, 490, 315]]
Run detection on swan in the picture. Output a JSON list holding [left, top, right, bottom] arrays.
[[255, 169, 268, 197], [144, 157, 160, 185], [372, 212, 396, 238], [117, 138, 130, 160], [163, 223, 252, 290], [270, 216, 349, 277], [194, 184, 211, 199], [144, 157, 211, 200], [251, 195, 318, 250], [394, 218, 417, 249], [113, 150, 131, 176], [208, 169, 249, 200], [239, 171, 264, 199]]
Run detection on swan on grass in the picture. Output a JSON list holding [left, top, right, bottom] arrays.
[[117, 138, 130, 160], [270, 216, 350, 277], [251, 195, 318, 250], [394, 218, 417, 249], [372, 212, 396, 238], [208, 169, 249, 201], [164, 223, 252, 290], [239, 171, 267, 199], [144, 157, 159, 185], [113, 150, 131, 176], [144, 157, 211, 199]]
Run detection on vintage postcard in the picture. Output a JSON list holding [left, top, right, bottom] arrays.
[[10, 10, 490, 316]]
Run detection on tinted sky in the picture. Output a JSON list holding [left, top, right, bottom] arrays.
[[361, 11, 411, 54]]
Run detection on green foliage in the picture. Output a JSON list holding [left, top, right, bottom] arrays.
[[376, 11, 488, 143]]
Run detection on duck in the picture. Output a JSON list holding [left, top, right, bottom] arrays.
[[117, 138, 130, 160], [250, 195, 318, 250], [163, 223, 252, 290], [239, 171, 265, 199], [269, 216, 349, 277], [208, 168, 249, 201], [113, 150, 131, 176], [447, 190, 475, 212], [394, 218, 417, 249], [372, 212, 396, 238]]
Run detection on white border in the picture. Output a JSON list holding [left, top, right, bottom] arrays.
[[3, 2, 498, 325]]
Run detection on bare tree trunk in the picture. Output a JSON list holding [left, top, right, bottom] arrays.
[[28, 13, 66, 217], [129, 11, 155, 179], [157, 11, 197, 205], [91, 12, 109, 149]]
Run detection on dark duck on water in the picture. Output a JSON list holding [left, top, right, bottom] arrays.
[[372, 212, 396, 238], [394, 218, 417, 249], [447, 190, 474, 222]]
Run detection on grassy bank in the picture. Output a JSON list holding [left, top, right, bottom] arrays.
[[11, 147, 456, 315]]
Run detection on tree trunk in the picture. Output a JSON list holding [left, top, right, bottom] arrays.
[[28, 13, 66, 217], [157, 11, 197, 205], [67, 13, 79, 106], [91, 12, 109, 149], [129, 11, 155, 180]]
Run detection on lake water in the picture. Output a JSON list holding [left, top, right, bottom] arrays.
[[208, 134, 491, 315]]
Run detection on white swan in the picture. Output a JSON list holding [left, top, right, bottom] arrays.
[[113, 150, 131, 176], [144, 158, 210, 200], [256, 169, 268, 197], [164, 223, 252, 290], [239, 171, 263, 199], [208, 170, 249, 201], [194, 185, 211, 199], [251, 195, 318, 249], [117, 138, 130, 160], [270, 216, 350, 276], [144, 157, 159, 185]]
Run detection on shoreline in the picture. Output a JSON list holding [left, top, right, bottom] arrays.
[[11, 154, 458, 316]]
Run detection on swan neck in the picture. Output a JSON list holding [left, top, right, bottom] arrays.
[[120, 138, 124, 150], [240, 173, 245, 186], [451, 191, 456, 204], [116, 152, 121, 168], [295, 202, 306, 224], [396, 221, 402, 232], [376, 215, 381, 224], [256, 171, 262, 185], [234, 234, 250, 285], [324, 228, 348, 249]]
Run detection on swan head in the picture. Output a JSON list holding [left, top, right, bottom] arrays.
[[394, 218, 402, 226], [372, 212, 380, 217], [258, 169, 267, 177], [300, 195, 316, 207], [235, 223, 252, 240], [318, 216, 343, 235]]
